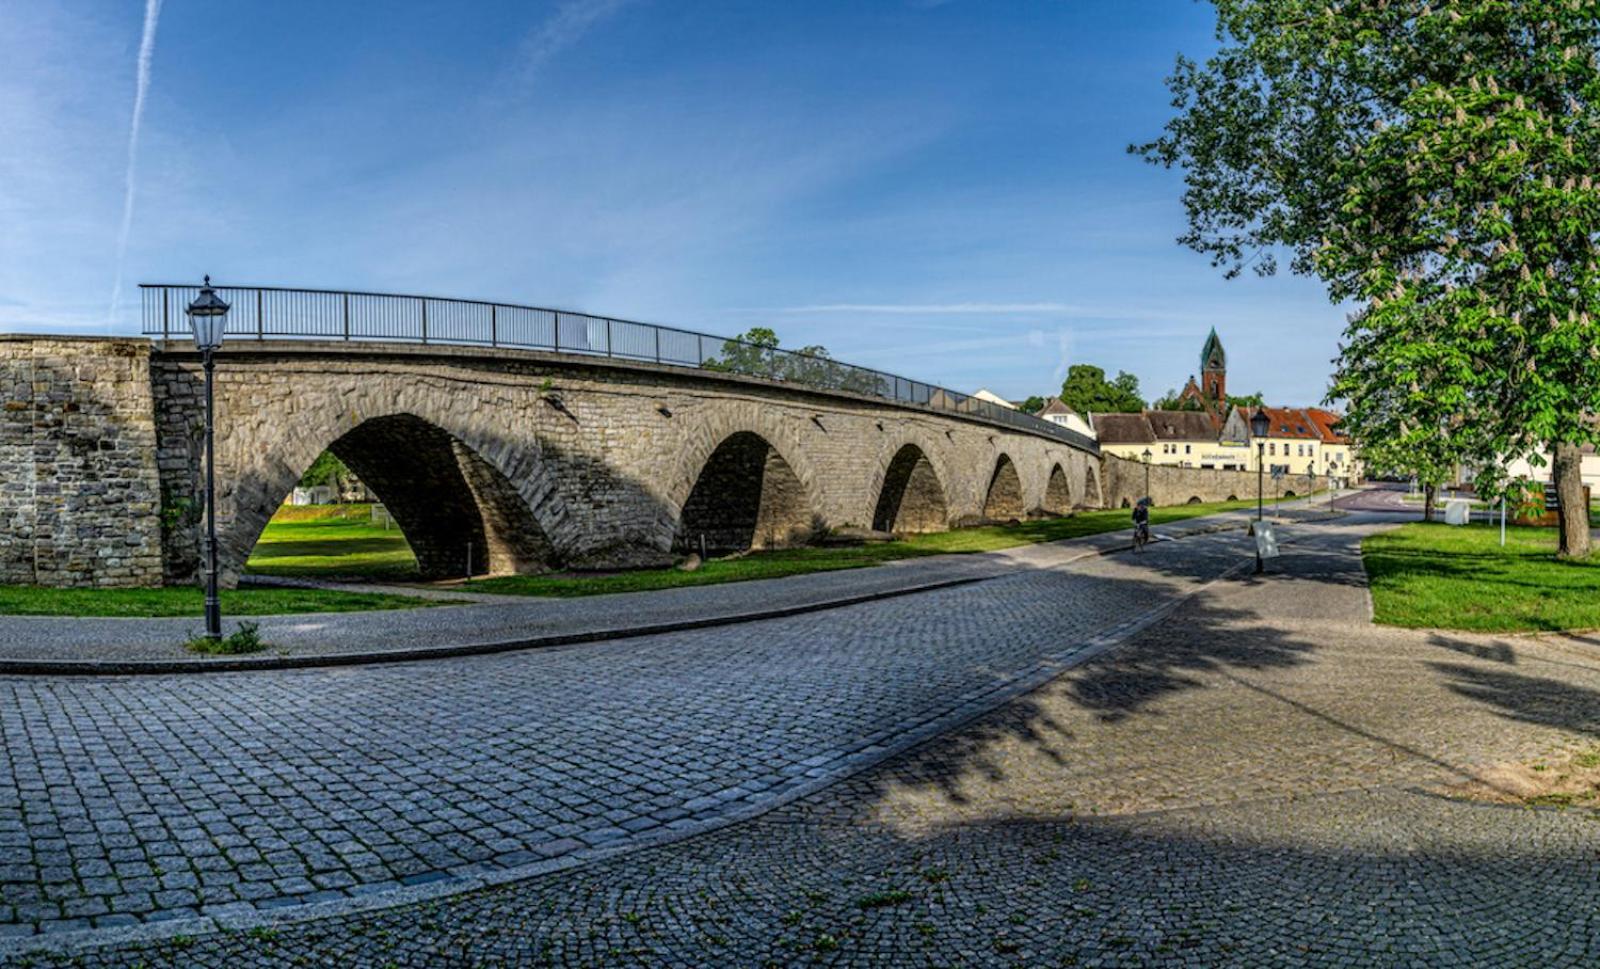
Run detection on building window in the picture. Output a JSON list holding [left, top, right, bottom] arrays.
[[1185, 444, 1192, 454], [1269, 443, 1276, 456]]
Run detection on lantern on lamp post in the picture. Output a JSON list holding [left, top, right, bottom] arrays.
[[186, 277, 230, 641], [1141, 447, 1153, 501]]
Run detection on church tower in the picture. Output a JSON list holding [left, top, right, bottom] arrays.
[[1200, 328, 1226, 404]]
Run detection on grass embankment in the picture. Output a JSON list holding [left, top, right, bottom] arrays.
[[0, 505, 432, 617], [471, 496, 1292, 598], [1363, 521, 1600, 633], [245, 504, 419, 579]]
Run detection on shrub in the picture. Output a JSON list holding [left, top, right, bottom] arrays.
[[185, 621, 268, 655]]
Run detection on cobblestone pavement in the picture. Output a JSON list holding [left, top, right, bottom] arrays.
[[21, 516, 1600, 966], [0, 518, 1263, 950], [0, 509, 1266, 667]]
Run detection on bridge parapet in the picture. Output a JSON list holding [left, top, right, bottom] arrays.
[[140, 284, 1098, 455]]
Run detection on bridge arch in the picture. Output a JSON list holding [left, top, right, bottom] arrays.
[[982, 453, 1025, 521], [672, 430, 818, 554], [870, 441, 952, 533], [227, 411, 563, 580], [1041, 462, 1074, 516]]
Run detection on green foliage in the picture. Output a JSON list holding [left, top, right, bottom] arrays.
[[1137, 0, 1600, 552], [1017, 395, 1047, 414], [703, 327, 879, 394], [1152, 387, 1258, 412], [184, 621, 268, 655], [1510, 477, 1548, 521], [1151, 389, 1204, 412], [298, 451, 358, 492], [0, 584, 436, 617], [1058, 364, 1145, 414], [159, 488, 197, 533]]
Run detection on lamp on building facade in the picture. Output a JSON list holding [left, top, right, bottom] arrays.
[[1249, 407, 1270, 575], [186, 277, 230, 641]]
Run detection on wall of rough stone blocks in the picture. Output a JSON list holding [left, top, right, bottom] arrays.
[[0, 338, 1346, 589], [147, 342, 1105, 582], [0, 337, 164, 587], [1101, 453, 1319, 511]]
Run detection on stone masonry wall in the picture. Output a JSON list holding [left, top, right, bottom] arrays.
[[0, 337, 164, 587], [0, 339, 1346, 589], [1101, 453, 1319, 511], [147, 342, 1105, 583]]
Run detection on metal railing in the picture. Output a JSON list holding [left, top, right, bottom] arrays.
[[141, 283, 1099, 453]]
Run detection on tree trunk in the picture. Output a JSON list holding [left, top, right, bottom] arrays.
[[1553, 441, 1592, 559], [1423, 483, 1436, 522]]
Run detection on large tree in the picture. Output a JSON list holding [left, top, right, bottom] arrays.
[[1137, 1, 1600, 557], [1058, 364, 1146, 414]]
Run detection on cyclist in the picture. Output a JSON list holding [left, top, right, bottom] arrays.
[[1132, 497, 1151, 551]]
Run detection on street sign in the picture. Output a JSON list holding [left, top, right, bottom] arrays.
[[1253, 521, 1280, 558]]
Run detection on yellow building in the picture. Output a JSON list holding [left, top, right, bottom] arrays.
[[1092, 411, 1226, 468], [1221, 405, 1360, 481]]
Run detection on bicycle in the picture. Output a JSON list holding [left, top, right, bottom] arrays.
[[1133, 520, 1151, 552]]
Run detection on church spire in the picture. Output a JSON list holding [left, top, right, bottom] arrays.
[[1200, 327, 1225, 373]]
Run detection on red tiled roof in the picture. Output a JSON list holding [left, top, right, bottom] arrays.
[[1303, 407, 1349, 445], [1256, 406, 1321, 440]]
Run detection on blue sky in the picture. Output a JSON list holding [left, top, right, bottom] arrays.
[[0, 0, 1347, 405]]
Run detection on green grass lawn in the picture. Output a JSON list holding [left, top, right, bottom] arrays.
[[0, 504, 433, 617], [245, 504, 420, 579], [1363, 521, 1600, 632], [0, 585, 437, 618], [470, 496, 1295, 598]]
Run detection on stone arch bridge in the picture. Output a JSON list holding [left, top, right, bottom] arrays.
[[154, 340, 1101, 583], [1, 286, 1107, 587]]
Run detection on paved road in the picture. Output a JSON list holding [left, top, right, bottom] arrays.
[[1331, 481, 1417, 514], [0, 517, 1262, 950], [27, 515, 1600, 966]]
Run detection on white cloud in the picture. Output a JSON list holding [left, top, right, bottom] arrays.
[[107, 0, 163, 324]]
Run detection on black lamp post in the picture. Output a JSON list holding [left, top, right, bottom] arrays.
[[1249, 407, 1270, 574], [186, 277, 230, 641], [1141, 447, 1153, 499]]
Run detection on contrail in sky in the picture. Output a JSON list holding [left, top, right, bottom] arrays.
[[108, 0, 163, 327], [506, 0, 635, 91]]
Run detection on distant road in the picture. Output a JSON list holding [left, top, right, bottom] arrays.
[[1333, 482, 1420, 516]]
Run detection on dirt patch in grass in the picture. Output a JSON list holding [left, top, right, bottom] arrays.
[[1444, 743, 1600, 809]]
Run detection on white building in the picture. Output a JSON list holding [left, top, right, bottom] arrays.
[[1036, 397, 1096, 439], [971, 388, 1018, 410]]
